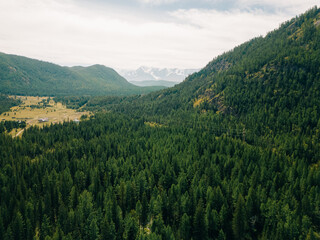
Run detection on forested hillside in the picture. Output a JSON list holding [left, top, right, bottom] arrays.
[[0, 7, 320, 240], [0, 53, 163, 96], [0, 95, 21, 115], [90, 7, 320, 123], [1, 113, 319, 240]]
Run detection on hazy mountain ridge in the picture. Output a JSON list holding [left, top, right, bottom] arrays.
[[130, 80, 179, 87], [0, 53, 164, 96]]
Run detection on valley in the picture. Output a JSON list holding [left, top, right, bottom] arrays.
[[0, 96, 90, 136]]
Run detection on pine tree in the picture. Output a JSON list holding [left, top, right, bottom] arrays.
[[206, 206, 219, 239], [40, 215, 51, 240], [232, 194, 247, 240], [151, 215, 165, 237], [217, 229, 226, 240], [141, 192, 149, 227], [180, 213, 191, 240], [13, 211, 25, 240], [0, 211, 4, 238], [136, 200, 142, 225], [193, 200, 207, 240], [163, 226, 175, 240], [5, 225, 14, 240], [123, 215, 138, 240], [100, 215, 116, 240], [87, 216, 99, 240]]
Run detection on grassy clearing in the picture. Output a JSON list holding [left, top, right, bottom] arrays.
[[0, 96, 91, 136]]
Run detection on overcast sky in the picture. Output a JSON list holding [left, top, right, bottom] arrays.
[[0, 0, 318, 70]]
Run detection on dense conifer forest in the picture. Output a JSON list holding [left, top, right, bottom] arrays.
[[0, 95, 21, 115], [0, 7, 320, 240]]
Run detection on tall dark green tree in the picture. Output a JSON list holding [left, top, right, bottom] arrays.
[[123, 214, 138, 240], [193, 200, 207, 240], [12, 212, 25, 240], [180, 213, 191, 240], [232, 194, 247, 240]]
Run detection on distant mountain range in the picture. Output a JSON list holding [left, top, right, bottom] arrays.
[[130, 80, 179, 87], [119, 67, 199, 85], [0, 52, 164, 96]]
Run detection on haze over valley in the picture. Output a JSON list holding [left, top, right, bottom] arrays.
[[118, 67, 199, 87]]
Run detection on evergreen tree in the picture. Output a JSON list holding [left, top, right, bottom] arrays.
[[100, 216, 116, 240], [41, 215, 51, 240], [217, 229, 226, 240], [87, 216, 99, 240], [13, 212, 25, 240], [232, 194, 247, 240], [180, 213, 191, 240], [193, 200, 207, 240], [123, 215, 138, 240], [141, 192, 149, 227]]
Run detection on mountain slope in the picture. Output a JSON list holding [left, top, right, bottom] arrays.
[[0, 53, 164, 96], [84, 7, 320, 162], [70, 65, 130, 87], [112, 7, 320, 125]]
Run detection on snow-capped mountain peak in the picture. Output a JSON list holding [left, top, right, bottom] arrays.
[[119, 67, 199, 83]]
